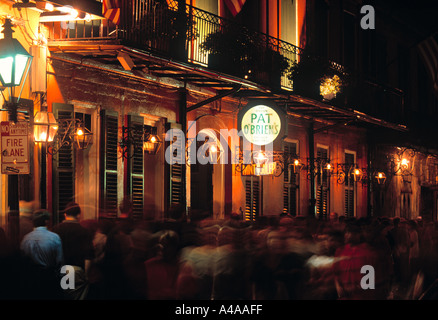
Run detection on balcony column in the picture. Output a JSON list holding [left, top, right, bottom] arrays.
[[179, 86, 187, 217], [308, 121, 316, 217]]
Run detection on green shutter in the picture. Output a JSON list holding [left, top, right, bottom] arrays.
[[316, 147, 329, 219], [126, 115, 144, 220], [52, 103, 75, 224], [100, 109, 119, 218]]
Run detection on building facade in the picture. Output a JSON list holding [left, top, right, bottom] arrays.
[[1, 0, 437, 235]]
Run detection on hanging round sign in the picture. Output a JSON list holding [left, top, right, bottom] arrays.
[[238, 99, 286, 146]]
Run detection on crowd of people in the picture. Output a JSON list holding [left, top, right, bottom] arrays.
[[1, 201, 438, 300]]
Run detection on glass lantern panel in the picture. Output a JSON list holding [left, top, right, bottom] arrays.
[[14, 54, 30, 86], [0, 57, 13, 86], [34, 124, 48, 142]]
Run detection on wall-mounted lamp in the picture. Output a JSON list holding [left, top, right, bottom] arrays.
[[35, 114, 92, 154], [351, 167, 363, 182], [143, 125, 161, 155], [253, 150, 269, 167], [203, 141, 221, 163], [400, 158, 409, 170], [120, 124, 161, 159], [292, 158, 304, 173], [33, 109, 58, 143], [73, 122, 93, 150], [375, 171, 387, 185]]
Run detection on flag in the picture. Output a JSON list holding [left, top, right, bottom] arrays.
[[417, 34, 438, 93], [224, 0, 247, 17], [102, 0, 121, 25]]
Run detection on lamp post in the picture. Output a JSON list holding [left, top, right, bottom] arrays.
[[0, 18, 33, 230]]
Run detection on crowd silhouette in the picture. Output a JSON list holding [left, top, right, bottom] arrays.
[[1, 201, 438, 300]]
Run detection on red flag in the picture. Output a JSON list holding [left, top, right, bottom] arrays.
[[224, 0, 246, 17], [102, 0, 121, 25]]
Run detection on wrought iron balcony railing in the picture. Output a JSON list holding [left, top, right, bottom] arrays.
[[42, 0, 405, 125], [42, 0, 303, 90]]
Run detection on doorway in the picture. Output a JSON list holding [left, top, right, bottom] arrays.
[[190, 157, 213, 217]]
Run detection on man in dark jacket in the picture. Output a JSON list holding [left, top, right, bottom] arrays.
[[54, 202, 94, 299]]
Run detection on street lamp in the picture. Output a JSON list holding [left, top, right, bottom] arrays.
[[0, 19, 33, 121], [0, 18, 33, 235]]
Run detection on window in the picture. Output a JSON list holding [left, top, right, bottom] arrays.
[[344, 151, 356, 217], [316, 146, 329, 219], [283, 142, 299, 216]]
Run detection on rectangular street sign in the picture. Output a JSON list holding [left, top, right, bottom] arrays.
[[1, 121, 30, 175]]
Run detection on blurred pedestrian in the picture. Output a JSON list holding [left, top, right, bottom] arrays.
[[144, 230, 181, 299], [20, 209, 64, 299], [54, 202, 94, 300], [387, 218, 410, 290], [407, 220, 420, 281], [333, 222, 379, 300]]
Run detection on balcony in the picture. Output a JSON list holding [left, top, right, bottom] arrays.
[[41, 0, 406, 129], [42, 0, 301, 91]]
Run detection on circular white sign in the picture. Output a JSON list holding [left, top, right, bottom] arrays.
[[241, 105, 281, 145]]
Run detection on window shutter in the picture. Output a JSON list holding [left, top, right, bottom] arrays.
[[345, 189, 354, 218], [100, 109, 119, 217], [316, 147, 329, 219], [165, 122, 184, 211], [126, 115, 144, 220], [344, 152, 355, 217], [245, 178, 260, 221], [52, 103, 75, 224]]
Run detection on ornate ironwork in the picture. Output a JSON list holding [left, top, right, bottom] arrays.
[[47, 118, 90, 155], [119, 125, 144, 160]]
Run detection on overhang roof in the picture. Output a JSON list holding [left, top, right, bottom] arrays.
[[47, 41, 408, 133]]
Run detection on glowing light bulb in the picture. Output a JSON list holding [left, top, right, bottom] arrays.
[[326, 163, 332, 170], [294, 159, 300, 166], [76, 128, 84, 136], [257, 152, 266, 161], [39, 131, 47, 141], [354, 169, 360, 175], [150, 136, 157, 143], [401, 158, 409, 167]]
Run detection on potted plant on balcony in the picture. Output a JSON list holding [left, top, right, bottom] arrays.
[[200, 25, 252, 77], [200, 26, 290, 90], [287, 55, 347, 103]]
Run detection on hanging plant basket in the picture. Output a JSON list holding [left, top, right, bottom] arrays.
[[288, 55, 348, 102]]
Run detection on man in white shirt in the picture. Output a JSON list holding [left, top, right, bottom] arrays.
[[20, 209, 64, 299]]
